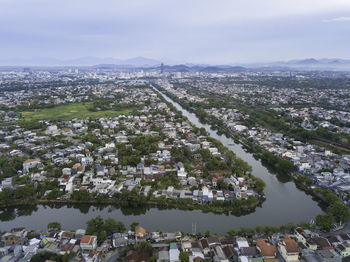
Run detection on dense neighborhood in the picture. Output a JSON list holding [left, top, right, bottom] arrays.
[[2, 222, 350, 262], [1, 68, 350, 261], [0, 78, 263, 215]]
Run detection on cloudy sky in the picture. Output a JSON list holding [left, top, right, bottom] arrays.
[[0, 0, 350, 64]]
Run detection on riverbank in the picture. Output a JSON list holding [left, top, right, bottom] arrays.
[[154, 86, 338, 210], [0, 193, 264, 217], [0, 85, 322, 233], [155, 85, 350, 230]]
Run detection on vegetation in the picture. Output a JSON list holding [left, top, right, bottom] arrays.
[[20, 102, 134, 121], [130, 222, 140, 231], [179, 251, 190, 262], [0, 155, 26, 180], [47, 221, 61, 231], [314, 189, 350, 230], [31, 251, 75, 262], [86, 216, 126, 244]]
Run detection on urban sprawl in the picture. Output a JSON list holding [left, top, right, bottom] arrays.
[[1, 68, 350, 262]]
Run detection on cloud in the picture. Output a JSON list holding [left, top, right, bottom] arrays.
[[323, 16, 350, 22], [0, 0, 350, 63]]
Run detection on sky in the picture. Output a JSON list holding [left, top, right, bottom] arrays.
[[0, 0, 350, 64]]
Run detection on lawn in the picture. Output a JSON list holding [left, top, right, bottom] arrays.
[[20, 102, 134, 121]]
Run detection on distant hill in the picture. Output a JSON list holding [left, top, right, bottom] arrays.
[[2, 56, 350, 71], [158, 64, 247, 73], [242, 58, 350, 71], [289, 58, 320, 65], [0, 56, 162, 67]]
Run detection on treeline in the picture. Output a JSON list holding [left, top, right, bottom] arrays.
[[313, 188, 350, 230], [0, 180, 61, 206], [227, 221, 311, 237], [253, 76, 350, 90], [239, 108, 350, 152], [89, 99, 140, 112], [259, 151, 296, 176], [0, 79, 100, 93]]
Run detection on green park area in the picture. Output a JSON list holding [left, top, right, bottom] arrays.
[[20, 102, 133, 121]]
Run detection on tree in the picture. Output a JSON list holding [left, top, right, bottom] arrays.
[[204, 230, 210, 238], [86, 216, 107, 244], [103, 218, 126, 235], [72, 190, 91, 201], [179, 252, 189, 262], [227, 229, 237, 237], [130, 222, 140, 232], [327, 202, 350, 224], [99, 230, 107, 244], [47, 222, 61, 231], [31, 251, 63, 262], [139, 241, 153, 253], [315, 214, 334, 231], [255, 226, 263, 234], [253, 178, 266, 195], [86, 216, 105, 235]]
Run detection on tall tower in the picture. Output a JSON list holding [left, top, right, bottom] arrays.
[[160, 63, 164, 74]]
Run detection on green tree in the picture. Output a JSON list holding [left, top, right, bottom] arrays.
[[327, 202, 350, 224], [86, 216, 107, 244], [179, 252, 189, 262], [315, 214, 334, 231], [47, 222, 61, 231], [103, 218, 126, 235], [86, 216, 105, 235], [130, 222, 140, 232], [227, 229, 237, 237], [139, 241, 153, 253]]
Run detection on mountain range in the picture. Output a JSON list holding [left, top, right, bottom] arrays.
[[2, 56, 350, 71], [0, 56, 162, 67]]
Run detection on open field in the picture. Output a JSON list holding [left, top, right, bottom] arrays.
[[20, 102, 133, 121]]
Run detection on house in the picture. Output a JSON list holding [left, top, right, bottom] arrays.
[[113, 233, 129, 248], [200, 239, 210, 256], [182, 241, 192, 252], [256, 239, 277, 259], [278, 236, 299, 262], [135, 226, 147, 238], [158, 246, 170, 261], [303, 249, 341, 262], [240, 247, 259, 258], [176, 162, 187, 178], [223, 246, 237, 260], [336, 242, 350, 257], [306, 237, 333, 251], [169, 242, 180, 262], [1, 177, 13, 189], [1, 228, 27, 246], [295, 227, 310, 245], [214, 245, 228, 261], [23, 158, 40, 172], [207, 236, 220, 247], [80, 235, 97, 251]]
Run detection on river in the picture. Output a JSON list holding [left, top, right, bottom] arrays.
[[0, 89, 322, 234]]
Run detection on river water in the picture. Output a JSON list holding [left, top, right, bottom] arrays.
[[0, 89, 322, 234]]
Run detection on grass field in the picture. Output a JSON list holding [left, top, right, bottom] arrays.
[[20, 102, 133, 121]]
